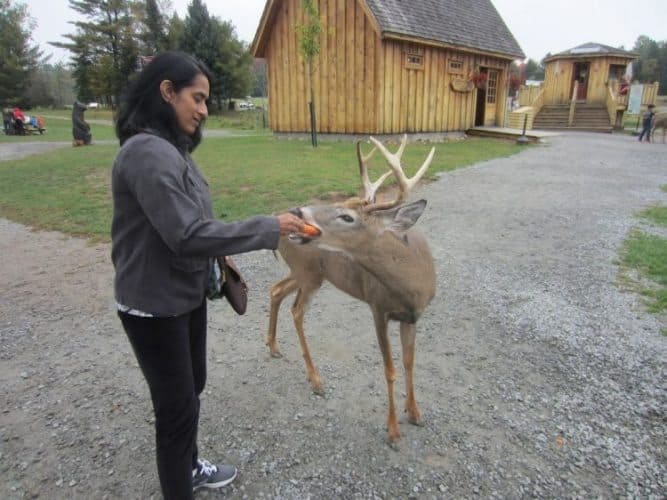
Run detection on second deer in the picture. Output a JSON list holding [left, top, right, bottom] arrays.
[[267, 135, 436, 444], [652, 113, 667, 143]]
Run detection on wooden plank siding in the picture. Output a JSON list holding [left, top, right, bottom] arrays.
[[543, 56, 636, 106], [265, 0, 512, 133]]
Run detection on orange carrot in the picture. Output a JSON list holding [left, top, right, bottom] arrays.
[[301, 223, 321, 236]]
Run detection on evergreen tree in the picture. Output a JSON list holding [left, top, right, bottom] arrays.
[[632, 35, 666, 93], [524, 59, 544, 81], [0, 0, 43, 106], [179, 0, 252, 110], [140, 0, 169, 54], [52, 0, 139, 105], [166, 12, 185, 50], [251, 59, 267, 98]]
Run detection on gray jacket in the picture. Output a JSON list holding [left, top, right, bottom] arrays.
[[111, 133, 280, 316]]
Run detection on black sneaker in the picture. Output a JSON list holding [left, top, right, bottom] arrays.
[[192, 458, 237, 490]]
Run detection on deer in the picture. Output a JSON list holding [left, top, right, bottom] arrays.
[[651, 113, 667, 143], [266, 135, 437, 444]]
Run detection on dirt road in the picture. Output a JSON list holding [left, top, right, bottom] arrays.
[[1, 133, 665, 499]]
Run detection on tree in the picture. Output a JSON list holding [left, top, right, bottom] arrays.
[[297, 0, 321, 147], [52, 0, 139, 106], [25, 63, 76, 107], [179, 0, 252, 111], [213, 26, 253, 107], [251, 59, 267, 98], [524, 59, 544, 81], [165, 12, 185, 50], [632, 35, 666, 92], [0, 0, 44, 106], [140, 0, 169, 54]]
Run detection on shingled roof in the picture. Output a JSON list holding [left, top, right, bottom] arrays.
[[252, 0, 524, 60], [364, 0, 524, 59], [544, 42, 638, 62]]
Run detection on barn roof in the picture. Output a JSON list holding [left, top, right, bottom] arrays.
[[364, 0, 524, 59], [252, 0, 525, 60], [544, 42, 638, 62]]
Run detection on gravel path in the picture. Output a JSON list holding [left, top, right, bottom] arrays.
[[0, 133, 665, 499]]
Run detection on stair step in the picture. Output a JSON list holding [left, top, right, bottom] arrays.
[[535, 103, 611, 132]]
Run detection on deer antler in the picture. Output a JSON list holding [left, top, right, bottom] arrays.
[[356, 140, 392, 204], [364, 134, 436, 212]]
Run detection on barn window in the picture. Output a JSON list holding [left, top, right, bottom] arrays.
[[486, 70, 498, 104], [448, 58, 464, 74], [404, 45, 424, 70]]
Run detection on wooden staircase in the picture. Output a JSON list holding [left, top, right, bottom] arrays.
[[534, 104, 613, 133]]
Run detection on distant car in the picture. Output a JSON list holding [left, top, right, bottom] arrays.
[[88, 102, 100, 109], [237, 101, 254, 110]]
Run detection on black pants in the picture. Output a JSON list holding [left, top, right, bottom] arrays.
[[118, 301, 207, 500]]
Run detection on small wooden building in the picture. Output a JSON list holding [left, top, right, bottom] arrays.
[[542, 43, 637, 105], [251, 0, 524, 135], [513, 42, 659, 131]]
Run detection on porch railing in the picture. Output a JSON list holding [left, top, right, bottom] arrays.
[[568, 81, 578, 126], [605, 85, 617, 126], [508, 87, 544, 130]]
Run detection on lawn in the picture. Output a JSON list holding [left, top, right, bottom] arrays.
[[0, 112, 117, 143], [0, 134, 522, 242], [619, 185, 667, 317]]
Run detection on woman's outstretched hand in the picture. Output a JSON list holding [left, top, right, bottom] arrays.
[[276, 212, 306, 236]]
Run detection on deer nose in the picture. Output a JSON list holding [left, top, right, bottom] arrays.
[[288, 207, 303, 218]]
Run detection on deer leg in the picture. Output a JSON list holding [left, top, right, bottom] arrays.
[[267, 277, 299, 358], [291, 288, 324, 395], [373, 311, 400, 444], [400, 321, 422, 426]]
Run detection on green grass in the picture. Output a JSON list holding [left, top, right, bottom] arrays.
[[639, 205, 667, 226], [619, 190, 667, 318], [620, 231, 667, 313], [0, 135, 522, 242], [0, 113, 116, 142], [25, 106, 269, 132]]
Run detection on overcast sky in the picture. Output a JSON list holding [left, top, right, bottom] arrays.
[[26, 0, 666, 64]]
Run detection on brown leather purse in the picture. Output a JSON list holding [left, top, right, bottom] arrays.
[[216, 256, 248, 315]]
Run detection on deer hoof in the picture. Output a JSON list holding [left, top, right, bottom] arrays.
[[268, 348, 282, 358], [408, 416, 424, 427], [310, 383, 325, 396], [386, 434, 401, 449]]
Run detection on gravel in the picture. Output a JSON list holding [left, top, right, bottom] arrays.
[[0, 132, 665, 499]]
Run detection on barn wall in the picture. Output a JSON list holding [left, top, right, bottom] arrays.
[[265, 0, 512, 133]]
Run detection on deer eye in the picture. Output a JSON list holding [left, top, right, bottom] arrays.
[[337, 214, 355, 223]]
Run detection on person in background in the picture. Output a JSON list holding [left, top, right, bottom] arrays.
[[2, 108, 11, 134], [111, 51, 306, 499], [11, 107, 25, 135], [638, 104, 656, 143]]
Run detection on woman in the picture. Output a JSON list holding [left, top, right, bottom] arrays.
[[111, 51, 305, 499]]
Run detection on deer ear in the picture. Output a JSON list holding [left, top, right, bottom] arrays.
[[382, 199, 427, 232]]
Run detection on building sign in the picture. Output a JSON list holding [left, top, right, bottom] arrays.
[[628, 84, 643, 114]]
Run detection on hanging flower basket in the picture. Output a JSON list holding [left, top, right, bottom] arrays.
[[469, 71, 488, 89]]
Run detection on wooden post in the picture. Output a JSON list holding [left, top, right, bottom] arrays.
[[568, 80, 578, 127]]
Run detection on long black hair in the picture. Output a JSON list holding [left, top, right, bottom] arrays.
[[115, 51, 212, 150]]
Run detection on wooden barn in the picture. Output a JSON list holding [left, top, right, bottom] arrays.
[[251, 0, 524, 135]]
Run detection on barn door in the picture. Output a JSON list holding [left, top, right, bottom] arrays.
[[484, 69, 499, 126], [572, 62, 589, 101]]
